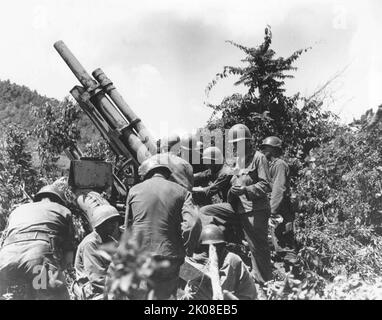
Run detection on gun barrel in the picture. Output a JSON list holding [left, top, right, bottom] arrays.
[[54, 40, 98, 90], [71, 86, 151, 164], [55, 41, 153, 167], [71, 86, 137, 164], [92, 68, 157, 154]]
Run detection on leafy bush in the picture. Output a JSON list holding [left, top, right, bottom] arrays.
[[295, 122, 382, 279], [32, 98, 81, 178], [266, 272, 382, 300], [0, 125, 44, 229], [103, 232, 170, 300]]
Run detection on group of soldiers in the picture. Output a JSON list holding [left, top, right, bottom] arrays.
[[0, 123, 296, 300]]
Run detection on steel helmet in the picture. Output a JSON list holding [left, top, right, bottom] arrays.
[[200, 224, 225, 245], [88, 204, 121, 229], [202, 147, 224, 164], [160, 133, 180, 152], [180, 133, 203, 151], [138, 154, 173, 180], [227, 124, 251, 143], [261, 136, 283, 149], [34, 184, 66, 205]]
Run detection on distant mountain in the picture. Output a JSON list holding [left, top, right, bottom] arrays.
[[0, 79, 100, 146], [0, 79, 53, 132]]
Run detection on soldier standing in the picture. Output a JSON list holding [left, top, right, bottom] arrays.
[[261, 136, 297, 264], [0, 184, 74, 300], [227, 124, 273, 285], [124, 155, 202, 299]]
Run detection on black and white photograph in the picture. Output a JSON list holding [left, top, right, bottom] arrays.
[[0, 0, 381, 304]]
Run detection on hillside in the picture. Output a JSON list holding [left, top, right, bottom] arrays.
[[0, 79, 52, 132], [0, 79, 100, 151]]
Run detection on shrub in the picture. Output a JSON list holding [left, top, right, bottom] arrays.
[[295, 122, 382, 279]]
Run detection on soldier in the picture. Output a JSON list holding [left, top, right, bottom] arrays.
[[0, 184, 74, 300], [157, 133, 194, 191], [227, 124, 273, 285], [73, 204, 121, 300], [261, 136, 297, 264], [124, 154, 202, 299], [192, 146, 241, 244], [182, 224, 256, 300], [180, 132, 205, 174], [193, 146, 233, 205]]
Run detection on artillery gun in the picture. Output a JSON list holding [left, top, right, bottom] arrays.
[[54, 41, 157, 224]]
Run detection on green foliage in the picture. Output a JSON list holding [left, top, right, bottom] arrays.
[[295, 122, 382, 279], [32, 98, 81, 178], [266, 272, 326, 300], [207, 27, 310, 100], [83, 140, 115, 161], [103, 231, 170, 300], [266, 272, 382, 300], [0, 79, 52, 132], [0, 79, 101, 150], [0, 125, 43, 229]]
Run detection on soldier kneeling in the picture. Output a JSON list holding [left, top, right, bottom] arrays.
[[182, 224, 257, 300], [73, 205, 121, 300]]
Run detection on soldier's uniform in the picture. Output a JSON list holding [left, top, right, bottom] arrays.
[[228, 150, 273, 284], [0, 200, 74, 299], [73, 204, 121, 300], [184, 250, 257, 300], [125, 165, 202, 299], [269, 158, 295, 251], [155, 152, 194, 191], [194, 165, 240, 242], [182, 225, 256, 300], [74, 231, 109, 299], [193, 164, 233, 205]]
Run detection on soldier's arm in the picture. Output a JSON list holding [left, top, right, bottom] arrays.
[[270, 161, 289, 215], [204, 173, 233, 198], [181, 191, 202, 256], [244, 153, 271, 200], [193, 169, 211, 187]]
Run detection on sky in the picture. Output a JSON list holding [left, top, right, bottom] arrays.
[[0, 0, 381, 139]]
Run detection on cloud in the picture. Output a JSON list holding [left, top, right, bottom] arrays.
[[130, 64, 164, 100]]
